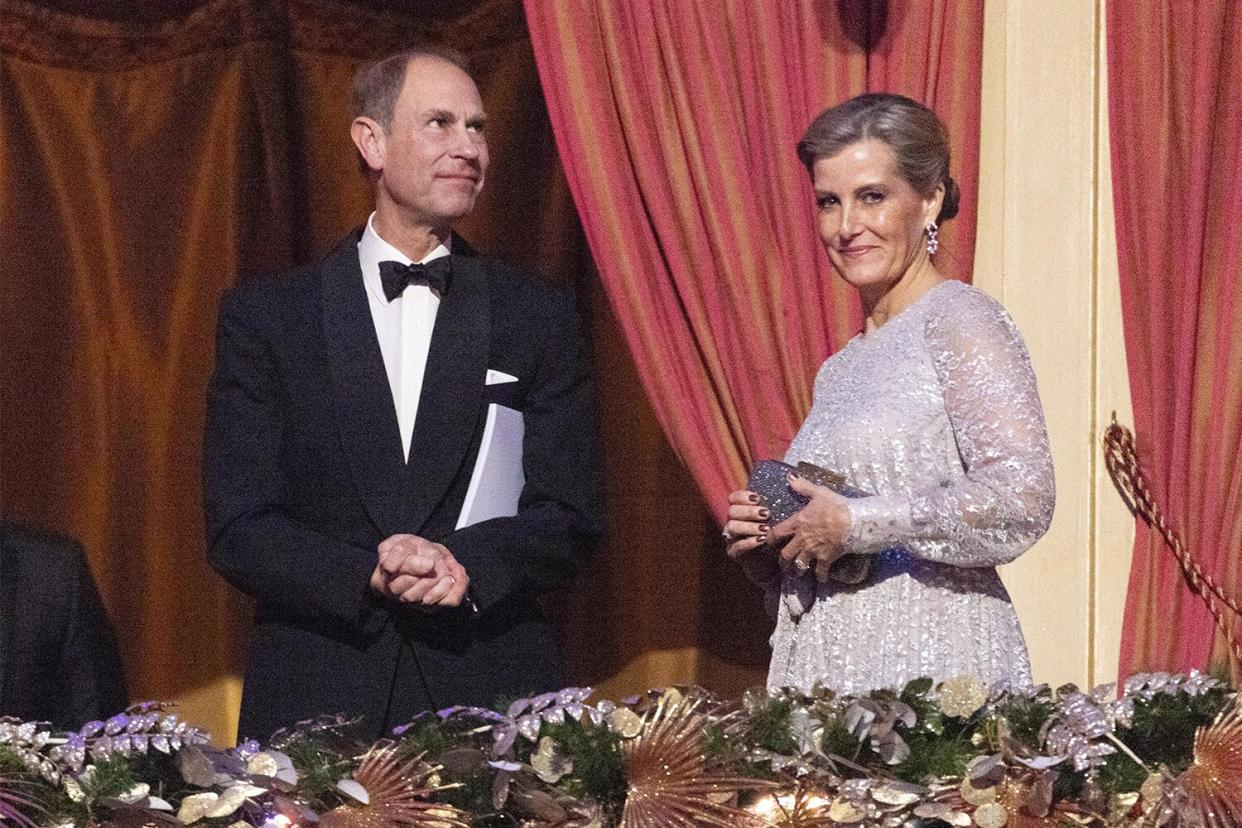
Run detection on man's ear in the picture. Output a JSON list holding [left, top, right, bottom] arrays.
[[350, 117, 386, 174]]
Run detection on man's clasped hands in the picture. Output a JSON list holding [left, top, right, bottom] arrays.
[[368, 534, 471, 609]]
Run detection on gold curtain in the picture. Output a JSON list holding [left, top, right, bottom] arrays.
[[0, 0, 767, 742]]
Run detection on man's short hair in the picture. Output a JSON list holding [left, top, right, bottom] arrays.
[[351, 45, 470, 130]]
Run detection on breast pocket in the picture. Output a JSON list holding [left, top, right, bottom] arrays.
[[483, 368, 523, 409]]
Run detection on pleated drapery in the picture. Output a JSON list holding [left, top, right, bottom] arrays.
[[1108, 1, 1242, 681], [524, 0, 984, 522]]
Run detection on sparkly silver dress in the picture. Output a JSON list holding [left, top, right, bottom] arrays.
[[768, 280, 1054, 694]]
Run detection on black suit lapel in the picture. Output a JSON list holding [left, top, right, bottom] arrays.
[[321, 249, 407, 536], [405, 253, 490, 533]]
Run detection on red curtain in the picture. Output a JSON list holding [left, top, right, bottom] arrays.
[[1109, 1, 1242, 680], [524, 1, 983, 521]]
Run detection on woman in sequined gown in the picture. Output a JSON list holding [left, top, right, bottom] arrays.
[[723, 94, 1054, 694]]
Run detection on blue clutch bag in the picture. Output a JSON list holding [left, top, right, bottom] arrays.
[[745, 459, 871, 585]]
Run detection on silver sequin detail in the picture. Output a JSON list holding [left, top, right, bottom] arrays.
[[768, 281, 1055, 694]]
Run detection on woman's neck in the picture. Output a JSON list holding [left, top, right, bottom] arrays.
[[860, 257, 943, 334]]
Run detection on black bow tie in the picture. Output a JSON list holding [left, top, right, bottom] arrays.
[[379, 257, 452, 301]]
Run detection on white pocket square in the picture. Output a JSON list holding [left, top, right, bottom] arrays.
[[485, 369, 519, 385]]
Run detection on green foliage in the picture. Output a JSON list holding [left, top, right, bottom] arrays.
[[701, 723, 778, 781], [125, 750, 190, 805], [537, 720, 626, 807], [437, 767, 496, 817], [1096, 750, 1147, 797], [699, 723, 733, 763], [893, 731, 975, 784], [890, 678, 983, 782], [394, 719, 494, 815], [900, 677, 947, 737], [904, 677, 935, 698], [283, 738, 355, 811], [0, 749, 26, 775], [83, 756, 139, 799], [1096, 686, 1231, 796], [396, 717, 501, 816], [743, 698, 800, 756], [397, 718, 452, 759], [819, 716, 861, 761], [40, 756, 146, 827], [1124, 687, 1229, 771], [995, 693, 1058, 748], [1051, 768, 1085, 802]]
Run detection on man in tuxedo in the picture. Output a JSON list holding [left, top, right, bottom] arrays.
[[0, 522, 128, 729], [203, 46, 603, 740]]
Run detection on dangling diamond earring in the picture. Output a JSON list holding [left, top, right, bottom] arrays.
[[925, 221, 939, 256]]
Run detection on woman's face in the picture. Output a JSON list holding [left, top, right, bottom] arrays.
[[811, 140, 942, 294]]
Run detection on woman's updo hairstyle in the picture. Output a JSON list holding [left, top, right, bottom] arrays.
[[797, 93, 960, 223]]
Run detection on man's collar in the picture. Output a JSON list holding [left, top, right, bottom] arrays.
[[361, 212, 452, 265], [358, 213, 451, 304]]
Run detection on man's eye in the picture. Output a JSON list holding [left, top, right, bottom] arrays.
[[429, 117, 448, 127], [816, 195, 837, 208], [862, 191, 884, 203]]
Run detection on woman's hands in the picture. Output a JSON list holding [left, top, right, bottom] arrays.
[[768, 473, 853, 582], [723, 490, 777, 586], [724, 490, 769, 551], [724, 473, 854, 585]]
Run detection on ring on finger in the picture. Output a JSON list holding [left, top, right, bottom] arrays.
[[721, 527, 736, 544], [793, 557, 811, 573]]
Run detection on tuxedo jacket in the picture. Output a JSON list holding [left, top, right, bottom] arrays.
[[0, 523, 128, 729], [203, 242, 603, 741]]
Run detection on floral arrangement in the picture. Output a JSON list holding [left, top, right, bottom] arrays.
[[0, 672, 1238, 827]]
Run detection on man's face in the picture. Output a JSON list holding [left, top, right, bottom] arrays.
[[373, 56, 488, 231]]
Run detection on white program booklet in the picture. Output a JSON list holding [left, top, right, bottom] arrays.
[[455, 403, 525, 529]]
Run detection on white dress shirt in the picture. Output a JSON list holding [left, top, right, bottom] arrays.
[[357, 213, 447, 462]]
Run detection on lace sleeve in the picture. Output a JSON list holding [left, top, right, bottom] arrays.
[[841, 288, 1055, 567]]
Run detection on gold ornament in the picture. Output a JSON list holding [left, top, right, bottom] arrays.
[[1139, 771, 1164, 805], [659, 687, 684, 709], [246, 752, 279, 777], [619, 692, 772, 828], [530, 736, 574, 784], [939, 676, 989, 719], [871, 782, 922, 807], [960, 776, 999, 806], [826, 798, 866, 823], [1174, 703, 1242, 827], [611, 708, 643, 739], [973, 801, 1008, 828], [319, 742, 469, 828]]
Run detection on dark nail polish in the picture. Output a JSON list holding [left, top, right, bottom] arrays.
[[747, 493, 760, 504], [758, 524, 769, 534], [754, 535, 767, 545], [758, 508, 770, 520]]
